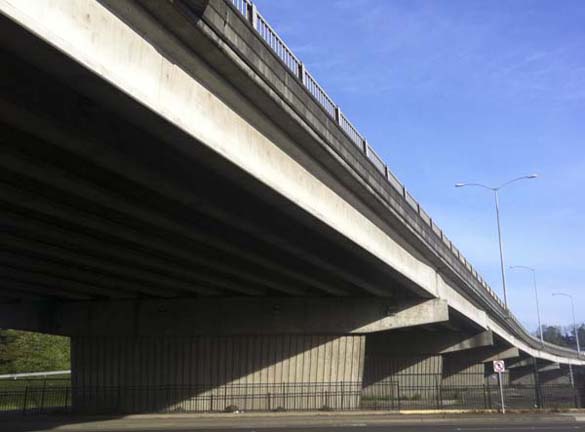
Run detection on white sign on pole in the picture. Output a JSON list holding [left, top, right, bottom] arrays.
[[493, 360, 506, 414], [493, 360, 506, 373]]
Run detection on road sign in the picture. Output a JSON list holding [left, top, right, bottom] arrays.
[[493, 360, 506, 373], [493, 360, 506, 414]]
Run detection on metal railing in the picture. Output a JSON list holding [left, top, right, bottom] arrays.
[[254, 10, 301, 75], [0, 381, 581, 415], [225, 1, 582, 360], [0, 371, 71, 380]]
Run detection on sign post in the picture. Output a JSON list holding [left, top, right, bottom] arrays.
[[493, 360, 506, 414]]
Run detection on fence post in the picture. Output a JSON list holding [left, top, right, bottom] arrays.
[[267, 392, 271, 411], [40, 379, 47, 413], [334, 106, 341, 125], [65, 386, 70, 413], [435, 380, 442, 410], [22, 385, 29, 416], [298, 62, 306, 85], [532, 358, 542, 408], [397, 382, 401, 411], [282, 382, 286, 410], [247, 3, 258, 29]]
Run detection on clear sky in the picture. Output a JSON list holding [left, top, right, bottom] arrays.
[[253, 0, 585, 331]]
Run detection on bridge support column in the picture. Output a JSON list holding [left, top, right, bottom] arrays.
[[0, 297, 447, 413], [361, 327, 494, 405], [442, 345, 520, 387], [71, 334, 365, 413], [507, 357, 568, 385]]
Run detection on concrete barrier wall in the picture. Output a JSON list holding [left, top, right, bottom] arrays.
[[71, 334, 365, 412]]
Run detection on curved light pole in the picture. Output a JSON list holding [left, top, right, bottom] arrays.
[[552, 292, 581, 355], [510, 266, 543, 344], [455, 174, 538, 310]]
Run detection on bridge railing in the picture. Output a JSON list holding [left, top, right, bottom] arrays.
[[227, 0, 581, 360]]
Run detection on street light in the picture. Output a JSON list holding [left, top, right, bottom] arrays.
[[455, 174, 538, 310], [510, 266, 543, 344], [552, 292, 581, 355]]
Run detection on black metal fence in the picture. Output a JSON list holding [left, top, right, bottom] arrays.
[[0, 381, 582, 415]]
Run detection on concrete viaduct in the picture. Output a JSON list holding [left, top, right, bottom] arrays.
[[0, 0, 583, 412]]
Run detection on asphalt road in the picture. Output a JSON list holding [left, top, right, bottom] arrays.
[[215, 425, 585, 432], [1, 415, 584, 432]]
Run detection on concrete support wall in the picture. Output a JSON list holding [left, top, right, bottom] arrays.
[[362, 328, 496, 393], [71, 334, 365, 412], [442, 360, 486, 387], [363, 353, 442, 386], [362, 331, 444, 398]]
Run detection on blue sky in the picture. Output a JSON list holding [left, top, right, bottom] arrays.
[[254, 0, 585, 331]]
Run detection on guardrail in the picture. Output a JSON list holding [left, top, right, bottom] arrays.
[[0, 371, 71, 380], [226, 0, 582, 360]]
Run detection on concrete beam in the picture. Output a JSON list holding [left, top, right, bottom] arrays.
[[366, 329, 493, 355], [481, 347, 521, 363], [0, 297, 448, 336], [442, 346, 520, 374], [355, 299, 449, 333], [507, 358, 560, 371], [538, 362, 561, 372], [440, 331, 494, 354]]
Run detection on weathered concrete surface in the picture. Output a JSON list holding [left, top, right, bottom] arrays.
[[72, 334, 365, 412], [361, 327, 495, 388], [508, 359, 572, 386], [508, 358, 559, 371], [0, 298, 448, 336], [362, 353, 443, 395], [440, 346, 520, 386]]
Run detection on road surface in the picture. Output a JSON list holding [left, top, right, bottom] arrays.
[[1, 414, 584, 432]]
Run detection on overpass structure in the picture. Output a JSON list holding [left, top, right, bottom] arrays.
[[0, 0, 583, 413]]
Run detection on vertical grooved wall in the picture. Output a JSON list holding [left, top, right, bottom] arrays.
[[71, 334, 365, 412]]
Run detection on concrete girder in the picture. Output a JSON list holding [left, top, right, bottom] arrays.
[[0, 297, 449, 336], [440, 330, 494, 354], [0, 96, 396, 298], [0, 0, 413, 300], [365, 329, 494, 356], [480, 347, 521, 363], [507, 358, 560, 371]]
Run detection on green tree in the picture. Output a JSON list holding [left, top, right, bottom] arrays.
[[0, 330, 70, 374], [540, 325, 571, 347]]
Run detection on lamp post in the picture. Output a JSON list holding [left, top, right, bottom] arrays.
[[552, 292, 581, 355], [455, 174, 538, 310], [552, 292, 581, 387], [510, 266, 543, 344]]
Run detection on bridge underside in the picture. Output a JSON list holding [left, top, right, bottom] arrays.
[[0, 11, 424, 305], [0, 0, 583, 413]]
